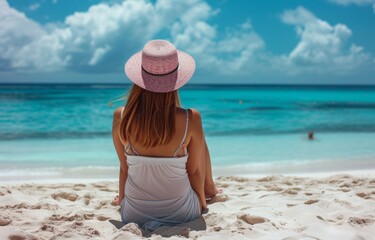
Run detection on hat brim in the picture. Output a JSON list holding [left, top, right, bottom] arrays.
[[124, 50, 195, 93]]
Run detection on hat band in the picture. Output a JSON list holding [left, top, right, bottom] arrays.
[[141, 65, 179, 76]]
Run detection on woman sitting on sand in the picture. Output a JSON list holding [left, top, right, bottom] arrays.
[[111, 40, 220, 230]]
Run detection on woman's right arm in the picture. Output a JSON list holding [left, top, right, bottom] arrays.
[[186, 109, 207, 210], [112, 107, 128, 204]]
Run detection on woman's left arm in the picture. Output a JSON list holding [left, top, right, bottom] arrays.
[[112, 107, 128, 205]]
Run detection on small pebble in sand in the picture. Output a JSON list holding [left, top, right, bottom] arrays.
[[238, 214, 267, 225], [0, 217, 12, 226], [51, 192, 79, 201], [304, 199, 319, 205]]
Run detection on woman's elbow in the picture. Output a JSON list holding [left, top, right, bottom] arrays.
[[120, 165, 128, 174], [187, 167, 202, 178]]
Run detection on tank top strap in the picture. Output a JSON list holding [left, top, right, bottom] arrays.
[[121, 107, 139, 156], [125, 140, 139, 156], [121, 107, 125, 118], [173, 109, 189, 157]]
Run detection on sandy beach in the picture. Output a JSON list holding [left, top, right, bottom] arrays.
[[1, 171, 374, 240]]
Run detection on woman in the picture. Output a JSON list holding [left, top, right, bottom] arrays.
[[111, 40, 220, 229]]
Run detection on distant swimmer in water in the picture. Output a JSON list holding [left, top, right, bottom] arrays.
[[308, 131, 314, 140]]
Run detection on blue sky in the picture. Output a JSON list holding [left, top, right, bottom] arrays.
[[1, 0, 374, 84]]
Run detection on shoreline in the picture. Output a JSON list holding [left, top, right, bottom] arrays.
[[1, 169, 375, 185], [0, 169, 375, 186], [214, 157, 375, 177], [1, 158, 374, 184]]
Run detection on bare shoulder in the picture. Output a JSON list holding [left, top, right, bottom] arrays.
[[188, 108, 202, 121], [187, 108, 203, 133], [112, 106, 124, 128], [113, 106, 124, 119]]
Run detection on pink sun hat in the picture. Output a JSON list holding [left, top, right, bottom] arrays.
[[124, 40, 195, 93]]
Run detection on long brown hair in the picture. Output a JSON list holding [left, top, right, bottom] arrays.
[[118, 84, 181, 148]]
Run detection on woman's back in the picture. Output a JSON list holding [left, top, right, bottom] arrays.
[[124, 107, 191, 158]]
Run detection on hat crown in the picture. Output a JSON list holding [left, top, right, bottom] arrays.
[[141, 40, 178, 75]]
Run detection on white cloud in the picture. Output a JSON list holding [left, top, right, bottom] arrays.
[[2, 0, 230, 73], [1, 0, 264, 75], [1, 0, 175, 72], [277, 6, 371, 74], [329, 0, 375, 14], [28, 3, 40, 11], [329, 0, 375, 5], [0, 0, 45, 70], [171, 5, 372, 77], [171, 6, 265, 76], [88, 45, 111, 66]]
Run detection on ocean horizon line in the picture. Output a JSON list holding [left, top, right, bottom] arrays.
[[1, 82, 375, 89]]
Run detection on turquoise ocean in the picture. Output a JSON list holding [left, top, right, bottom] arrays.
[[1, 84, 375, 182]]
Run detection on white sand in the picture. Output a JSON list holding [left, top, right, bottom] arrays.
[[1, 172, 375, 239]]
